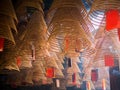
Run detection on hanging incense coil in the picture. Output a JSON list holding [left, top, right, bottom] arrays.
[[48, 22, 91, 51], [47, 2, 92, 37], [25, 11, 47, 46], [49, 21, 90, 39], [0, 0, 18, 22], [48, 2, 87, 27], [49, 7, 84, 26]]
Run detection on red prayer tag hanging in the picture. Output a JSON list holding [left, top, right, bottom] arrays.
[[91, 69, 98, 82], [118, 28, 120, 40], [65, 36, 69, 52], [16, 56, 21, 67], [0, 38, 4, 52], [75, 39, 81, 52], [106, 9, 119, 31], [72, 73, 76, 84], [46, 67, 54, 78], [104, 55, 114, 67]]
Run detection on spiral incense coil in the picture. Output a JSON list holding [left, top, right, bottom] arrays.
[[49, 7, 84, 25], [25, 11, 47, 42], [47, 1, 87, 25], [0, 0, 18, 22], [48, 22, 91, 48]]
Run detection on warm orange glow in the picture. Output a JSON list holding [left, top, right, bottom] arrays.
[[87, 81, 91, 90], [16, 56, 21, 67], [102, 79, 106, 90]]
